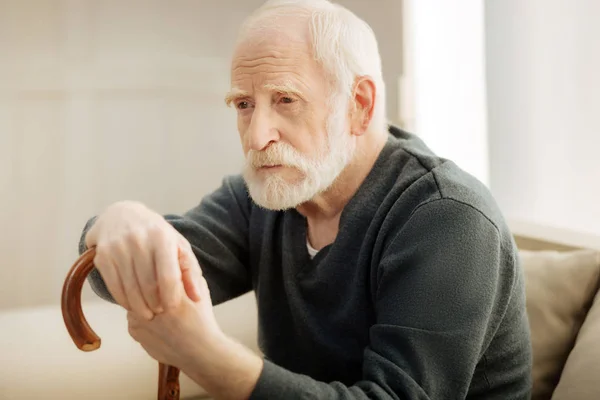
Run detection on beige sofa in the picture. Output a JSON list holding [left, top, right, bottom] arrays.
[[1, 224, 598, 399], [513, 225, 600, 400]]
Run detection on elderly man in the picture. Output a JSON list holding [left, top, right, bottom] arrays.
[[79, 0, 532, 398]]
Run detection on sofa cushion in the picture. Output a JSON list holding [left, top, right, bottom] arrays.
[[551, 271, 600, 400], [521, 249, 600, 400]]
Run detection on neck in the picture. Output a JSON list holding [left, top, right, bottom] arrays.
[[296, 130, 387, 248]]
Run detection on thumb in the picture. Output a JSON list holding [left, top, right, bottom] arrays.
[[177, 237, 203, 302]]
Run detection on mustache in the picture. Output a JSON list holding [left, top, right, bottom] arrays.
[[246, 142, 306, 169]]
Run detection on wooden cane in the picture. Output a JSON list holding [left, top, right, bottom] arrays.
[[61, 247, 181, 400]]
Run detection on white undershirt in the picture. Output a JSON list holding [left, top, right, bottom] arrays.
[[306, 239, 319, 259]]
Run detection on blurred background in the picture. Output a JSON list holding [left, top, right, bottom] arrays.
[[2, 0, 598, 311], [0, 0, 599, 398]]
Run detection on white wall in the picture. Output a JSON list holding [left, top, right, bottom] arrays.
[[404, 0, 489, 185], [485, 0, 600, 236]]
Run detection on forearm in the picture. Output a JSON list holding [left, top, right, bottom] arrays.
[[183, 337, 412, 400], [183, 335, 263, 400]]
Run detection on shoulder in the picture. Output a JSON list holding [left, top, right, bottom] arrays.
[[204, 174, 252, 211], [376, 132, 521, 301], [377, 127, 515, 259], [176, 174, 254, 227]]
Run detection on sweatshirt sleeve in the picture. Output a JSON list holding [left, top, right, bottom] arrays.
[[79, 174, 252, 306], [249, 198, 520, 399]]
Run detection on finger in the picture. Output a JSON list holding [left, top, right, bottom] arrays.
[[93, 246, 130, 310], [196, 274, 211, 303], [129, 235, 163, 314], [126, 311, 138, 327], [112, 244, 154, 320], [177, 236, 203, 302], [153, 228, 182, 310], [127, 312, 141, 342], [180, 253, 202, 302]]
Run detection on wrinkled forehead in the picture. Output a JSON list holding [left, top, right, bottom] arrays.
[[231, 23, 312, 71], [229, 30, 329, 100], [231, 16, 317, 73], [234, 12, 312, 56]]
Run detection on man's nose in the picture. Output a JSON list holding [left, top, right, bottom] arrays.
[[246, 107, 280, 151]]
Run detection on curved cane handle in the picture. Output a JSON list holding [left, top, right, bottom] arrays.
[[61, 247, 181, 400]]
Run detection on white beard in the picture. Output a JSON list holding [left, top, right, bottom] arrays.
[[243, 101, 356, 210]]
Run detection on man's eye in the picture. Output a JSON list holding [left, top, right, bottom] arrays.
[[280, 97, 295, 104], [237, 101, 250, 110]]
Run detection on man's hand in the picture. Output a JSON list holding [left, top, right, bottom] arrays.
[[126, 269, 221, 369], [127, 273, 263, 400], [85, 201, 203, 320]]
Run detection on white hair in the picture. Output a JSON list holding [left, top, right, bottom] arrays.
[[237, 0, 388, 135]]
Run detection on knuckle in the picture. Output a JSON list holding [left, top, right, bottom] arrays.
[[84, 231, 96, 248], [147, 224, 170, 242], [112, 239, 130, 257], [93, 242, 110, 257], [92, 252, 106, 269], [92, 245, 112, 268], [96, 238, 127, 261], [125, 230, 146, 251]]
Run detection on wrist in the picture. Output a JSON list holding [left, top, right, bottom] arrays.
[[184, 325, 226, 368], [184, 333, 263, 400], [183, 326, 233, 372]]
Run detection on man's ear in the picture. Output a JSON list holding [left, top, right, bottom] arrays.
[[349, 76, 376, 136]]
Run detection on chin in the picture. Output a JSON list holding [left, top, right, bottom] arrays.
[[242, 155, 347, 210], [243, 173, 318, 211]]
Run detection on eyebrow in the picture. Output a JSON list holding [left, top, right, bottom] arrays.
[[263, 82, 305, 100], [224, 82, 305, 106], [224, 88, 250, 106]]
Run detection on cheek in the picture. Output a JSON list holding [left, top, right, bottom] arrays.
[[274, 107, 307, 136], [237, 113, 251, 152], [285, 115, 326, 154]]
